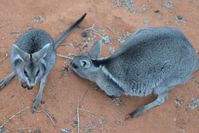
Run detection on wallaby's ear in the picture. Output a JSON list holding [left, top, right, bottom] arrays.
[[13, 45, 30, 61], [32, 43, 51, 60], [88, 40, 103, 59]]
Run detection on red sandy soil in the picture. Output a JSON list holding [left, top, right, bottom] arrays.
[[0, 0, 199, 132]]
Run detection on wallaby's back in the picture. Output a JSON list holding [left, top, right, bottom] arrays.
[[100, 27, 197, 95]]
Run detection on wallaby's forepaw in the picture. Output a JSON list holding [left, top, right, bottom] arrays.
[[125, 107, 145, 120], [32, 96, 42, 113]]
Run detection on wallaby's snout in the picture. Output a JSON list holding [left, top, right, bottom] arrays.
[[27, 86, 33, 90], [70, 56, 81, 70], [20, 81, 34, 90], [71, 61, 79, 69]]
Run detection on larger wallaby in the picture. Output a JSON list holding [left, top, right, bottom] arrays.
[[0, 13, 86, 112], [70, 27, 198, 119]]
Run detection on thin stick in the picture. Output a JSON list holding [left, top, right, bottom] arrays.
[[8, 127, 33, 132], [79, 108, 96, 117], [77, 98, 80, 133], [0, 106, 29, 128], [36, 109, 56, 126], [82, 22, 104, 38], [82, 22, 97, 32], [79, 89, 89, 104], [57, 54, 74, 60], [106, 25, 116, 34]]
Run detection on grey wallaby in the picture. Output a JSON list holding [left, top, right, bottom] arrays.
[[0, 13, 86, 112], [70, 27, 199, 119]]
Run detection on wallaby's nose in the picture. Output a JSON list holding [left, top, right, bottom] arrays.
[[71, 62, 78, 69], [27, 86, 33, 90]]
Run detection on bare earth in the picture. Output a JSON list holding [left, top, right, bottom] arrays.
[[0, 0, 199, 133]]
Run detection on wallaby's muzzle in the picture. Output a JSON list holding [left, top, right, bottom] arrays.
[[21, 82, 33, 90]]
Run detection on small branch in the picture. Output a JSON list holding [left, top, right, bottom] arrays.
[[79, 108, 96, 117], [0, 106, 29, 128], [79, 89, 89, 105], [36, 109, 56, 126], [57, 54, 74, 60], [77, 98, 80, 133], [82, 22, 97, 32], [82, 21, 104, 38]]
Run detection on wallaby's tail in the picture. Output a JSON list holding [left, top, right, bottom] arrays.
[[54, 13, 87, 48]]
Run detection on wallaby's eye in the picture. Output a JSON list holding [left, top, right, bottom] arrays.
[[35, 69, 40, 77], [80, 59, 90, 68], [24, 70, 28, 77]]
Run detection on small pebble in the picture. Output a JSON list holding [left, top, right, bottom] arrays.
[[187, 98, 199, 110], [111, 97, 124, 106], [60, 128, 71, 133], [163, 2, 174, 10], [175, 15, 186, 24], [98, 116, 106, 125], [114, 119, 124, 126], [34, 16, 45, 23], [141, 4, 150, 13], [175, 97, 183, 107]]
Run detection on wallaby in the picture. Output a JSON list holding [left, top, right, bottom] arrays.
[[70, 27, 198, 119], [0, 13, 86, 112]]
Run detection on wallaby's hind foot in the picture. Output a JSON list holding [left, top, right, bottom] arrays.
[[125, 93, 168, 119], [0, 72, 15, 90]]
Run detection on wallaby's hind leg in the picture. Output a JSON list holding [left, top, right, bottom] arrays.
[[126, 76, 187, 119], [32, 74, 48, 113], [0, 72, 15, 90], [126, 93, 168, 119]]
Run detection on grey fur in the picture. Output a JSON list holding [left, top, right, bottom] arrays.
[[70, 27, 198, 119], [0, 13, 86, 112]]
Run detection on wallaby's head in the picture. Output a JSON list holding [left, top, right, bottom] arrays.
[[70, 40, 103, 82], [11, 43, 51, 90]]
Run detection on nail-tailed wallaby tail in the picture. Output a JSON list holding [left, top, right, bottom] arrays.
[[0, 13, 86, 112]]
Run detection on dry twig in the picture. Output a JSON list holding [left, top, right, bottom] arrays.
[[0, 106, 29, 128], [79, 108, 96, 117], [36, 109, 56, 126], [57, 54, 74, 60], [77, 98, 80, 133]]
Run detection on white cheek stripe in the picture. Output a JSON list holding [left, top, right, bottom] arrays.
[[100, 66, 128, 90]]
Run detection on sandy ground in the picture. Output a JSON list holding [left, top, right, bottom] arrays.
[[0, 0, 199, 132]]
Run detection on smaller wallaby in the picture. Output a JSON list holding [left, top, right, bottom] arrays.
[[0, 13, 86, 112], [70, 27, 198, 119]]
